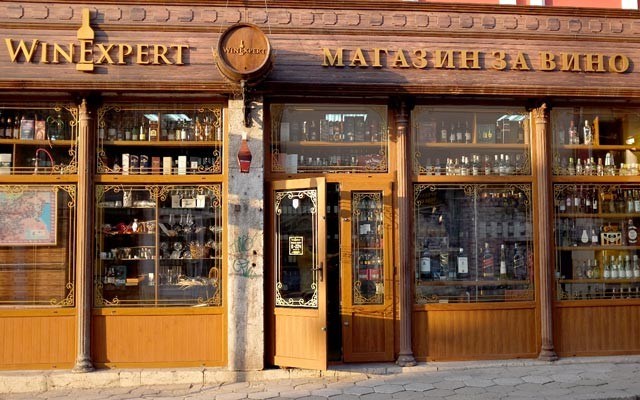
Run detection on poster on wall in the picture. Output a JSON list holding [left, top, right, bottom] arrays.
[[0, 188, 57, 246]]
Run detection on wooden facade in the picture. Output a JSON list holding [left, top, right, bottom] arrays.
[[1, 0, 640, 370]]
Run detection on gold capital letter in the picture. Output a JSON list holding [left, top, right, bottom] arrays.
[[322, 48, 344, 67], [609, 54, 630, 73], [512, 52, 531, 71], [153, 45, 171, 65], [391, 49, 410, 68], [136, 44, 150, 64], [412, 49, 428, 69], [560, 53, 581, 72], [459, 50, 480, 70], [171, 44, 188, 65], [77, 40, 93, 71], [96, 44, 115, 64], [584, 54, 605, 72], [435, 50, 455, 69], [349, 48, 368, 67], [4, 39, 40, 62], [118, 44, 132, 64], [492, 51, 507, 70], [539, 51, 556, 71], [372, 48, 388, 68]]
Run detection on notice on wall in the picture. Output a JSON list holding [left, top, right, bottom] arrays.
[[289, 236, 304, 256]]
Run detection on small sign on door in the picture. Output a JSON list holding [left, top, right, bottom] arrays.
[[289, 236, 304, 255]]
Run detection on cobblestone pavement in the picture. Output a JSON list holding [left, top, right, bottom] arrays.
[[3, 358, 640, 400]]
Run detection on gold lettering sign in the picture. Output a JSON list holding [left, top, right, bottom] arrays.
[[289, 236, 304, 256], [3, 8, 189, 72], [322, 48, 631, 73]]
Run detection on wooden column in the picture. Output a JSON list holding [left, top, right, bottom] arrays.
[[395, 99, 416, 367], [73, 99, 95, 373], [533, 103, 558, 362]]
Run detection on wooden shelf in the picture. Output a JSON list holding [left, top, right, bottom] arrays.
[[414, 175, 532, 183], [553, 176, 640, 183], [418, 142, 527, 150], [279, 140, 386, 148], [556, 246, 640, 251], [557, 213, 640, 218], [0, 175, 77, 183], [418, 279, 530, 287], [558, 278, 640, 284], [0, 139, 75, 146], [101, 140, 221, 147], [556, 144, 640, 151], [95, 175, 223, 183]]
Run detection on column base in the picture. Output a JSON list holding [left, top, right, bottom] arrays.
[[538, 348, 558, 362], [396, 353, 417, 367], [72, 358, 95, 373]]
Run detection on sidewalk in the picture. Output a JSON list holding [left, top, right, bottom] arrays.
[[2, 356, 640, 399]]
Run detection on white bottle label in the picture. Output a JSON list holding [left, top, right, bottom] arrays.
[[458, 257, 468, 274], [500, 261, 506, 275], [420, 258, 431, 273]]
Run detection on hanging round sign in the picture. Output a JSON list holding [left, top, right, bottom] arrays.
[[216, 23, 273, 85]]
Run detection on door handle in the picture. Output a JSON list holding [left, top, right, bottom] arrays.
[[321, 326, 327, 331], [343, 321, 349, 327], [312, 262, 324, 282]]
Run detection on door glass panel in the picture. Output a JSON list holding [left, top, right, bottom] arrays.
[[352, 191, 384, 305], [275, 189, 318, 308]]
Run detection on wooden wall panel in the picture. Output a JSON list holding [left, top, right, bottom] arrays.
[[413, 306, 538, 361], [554, 304, 640, 357], [91, 313, 225, 367], [0, 313, 75, 369]]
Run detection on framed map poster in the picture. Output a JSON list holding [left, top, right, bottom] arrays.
[[0, 187, 57, 246]]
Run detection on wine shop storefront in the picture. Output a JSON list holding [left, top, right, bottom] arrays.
[[2, 0, 640, 372]]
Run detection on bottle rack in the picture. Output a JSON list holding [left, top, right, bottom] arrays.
[[270, 104, 388, 174], [95, 185, 222, 307], [0, 105, 78, 176], [96, 104, 223, 176], [352, 192, 384, 305]]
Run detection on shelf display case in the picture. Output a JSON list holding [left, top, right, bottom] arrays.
[[0, 105, 78, 175], [352, 191, 385, 305], [0, 185, 76, 306], [270, 104, 388, 174], [552, 107, 640, 176], [97, 104, 223, 175], [95, 184, 222, 307], [554, 183, 640, 300], [414, 184, 534, 303], [412, 106, 531, 176]]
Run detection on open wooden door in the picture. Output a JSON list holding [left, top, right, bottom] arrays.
[[272, 178, 327, 370], [341, 182, 394, 362]]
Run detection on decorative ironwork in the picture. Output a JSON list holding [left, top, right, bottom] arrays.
[[275, 282, 318, 308], [414, 184, 437, 203], [55, 185, 77, 208], [353, 280, 383, 305], [145, 185, 171, 202], [94, 281, 120, 306], [275, 189, 317, 215], [49, 282, 74, 306]]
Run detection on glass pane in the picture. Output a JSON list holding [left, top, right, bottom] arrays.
[[275, 189, 318, 308], [270, 104, 388, 174], [95, 186, 157, 306], [554, 184, 640, 300], [552, 107, 640, 176], [0, 185, 75, 306], [95, 185, 223, 307], [413, 106, 531, 176], [97, 104, 223, 175], [352, 191, 384, 305], [157, 186, 222, 306], [0, 105, 78, 175], [414, 184, 534, 303]]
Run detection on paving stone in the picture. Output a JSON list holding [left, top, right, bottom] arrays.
[[247, 391, 281, 399], [403, 382, 435, 392], [455, 386, 488, 395], [372, 384, 404, 394], [360, 393, 398, 400], [432, 380, 465, 390], [295, 383, 327, 391], [521, 375, 553, 384], [297, 396, 329, 400], [342, 385, 374, 395], [310, 388, 342, 397], [418, 388, 455, 397], [279, 389, 311, 398], [214, 393, 247, 400], [494, 377, 524, 386], [328, 395, 360, 400], [390, 391, 425, 399], [462, 378, 495, 388]]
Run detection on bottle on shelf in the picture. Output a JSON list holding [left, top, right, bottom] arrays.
[[419, 242, 431, 281], [512, 243, 525, 280], [628, 219, 638, 245], [568, 120, 578, 144], [456, 247, 468, 279], [499, 244, 508, 279], [610, 255, 619, 279], [482, 242, 494, 279], [625, 255, 633, 279], [634, 255, 640, 278], [582, 120, 593, 145]]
